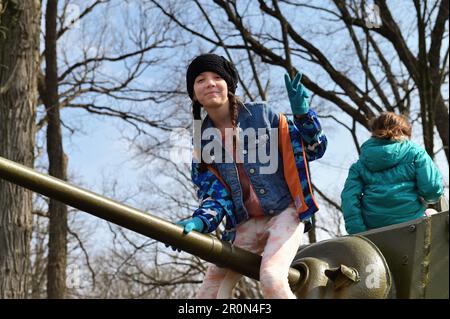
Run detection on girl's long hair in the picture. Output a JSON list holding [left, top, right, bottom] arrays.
[[192, 93, 243, 172]]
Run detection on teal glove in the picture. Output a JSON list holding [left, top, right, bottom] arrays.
[[176, 217, 205, 234], [284, 73, 310, 115], [165, 217, 206, 252]]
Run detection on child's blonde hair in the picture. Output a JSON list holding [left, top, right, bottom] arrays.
[[370, 112, 412, 141]]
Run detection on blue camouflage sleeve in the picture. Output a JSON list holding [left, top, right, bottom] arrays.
[[291, 109, 327, 161], [191, 162, 235, 234]]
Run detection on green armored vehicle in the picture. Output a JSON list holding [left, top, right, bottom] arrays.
[[293, 207, 448, 298], [0, 156, 448, 298]]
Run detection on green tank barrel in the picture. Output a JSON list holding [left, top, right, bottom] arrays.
[[0, 155, 301, 287]]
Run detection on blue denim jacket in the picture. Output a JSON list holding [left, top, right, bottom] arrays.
[[192, 102, 327, 242]]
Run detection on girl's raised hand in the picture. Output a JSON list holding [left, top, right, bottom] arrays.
[[284, 73, 310, 115]]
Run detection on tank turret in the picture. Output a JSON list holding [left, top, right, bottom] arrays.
[[1, 155, 448, 298]]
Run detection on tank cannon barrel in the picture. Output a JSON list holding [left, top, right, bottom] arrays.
[[0, 155, 301, 287], [8, 155, 445, 299]]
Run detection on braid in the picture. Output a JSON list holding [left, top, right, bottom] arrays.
[[228, 93, 243, 150], [192, 100, 202, 121]]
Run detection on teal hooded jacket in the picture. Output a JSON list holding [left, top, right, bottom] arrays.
[[341, 138, 443, 234]]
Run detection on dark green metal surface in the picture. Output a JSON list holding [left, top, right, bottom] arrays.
[[291, 235, 392, 298], [361, 211, 449, 298]]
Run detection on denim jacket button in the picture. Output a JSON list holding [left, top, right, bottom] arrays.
[[249, 168, 255, 174], [259, 188, 266, 194]]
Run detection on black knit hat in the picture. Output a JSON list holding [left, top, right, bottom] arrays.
[[186, 54, 239, 100]]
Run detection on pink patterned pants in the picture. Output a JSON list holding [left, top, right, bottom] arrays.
[[196, 204, 305, 299]]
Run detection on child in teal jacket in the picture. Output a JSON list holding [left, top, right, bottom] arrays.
[[341, 112, 443, 234]]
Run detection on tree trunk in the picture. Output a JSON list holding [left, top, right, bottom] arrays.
[[0, 0, 40, 298], [435, 96, 449, 162], [43, 0, 68, 299]]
